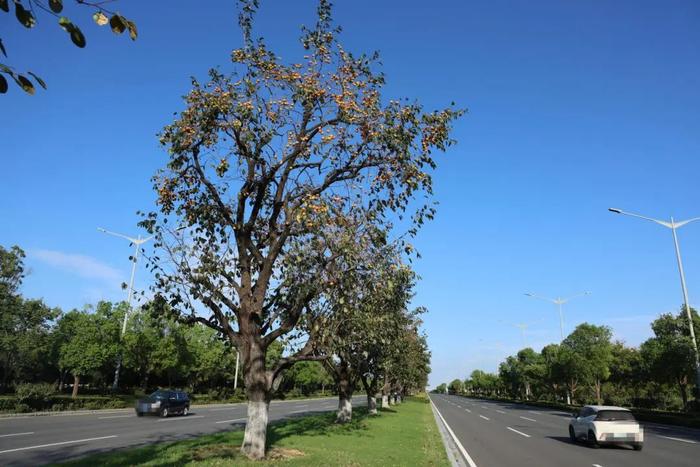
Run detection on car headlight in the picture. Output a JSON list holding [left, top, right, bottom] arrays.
[[152, 401, 160, 408]]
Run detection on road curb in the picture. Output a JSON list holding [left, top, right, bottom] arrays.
[[429, 396, 474, 467]]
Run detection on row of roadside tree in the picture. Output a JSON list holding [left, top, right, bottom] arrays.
[[435, 309, 700, 413]]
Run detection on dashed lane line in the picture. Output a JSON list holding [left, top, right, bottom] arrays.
[[0, 435, 118, 455], [0, 432, 33, 438], [215, 418, 246, 424], [465, 408, 472, 413], [506, 427, 531, 438], [99, 415, 133, 419], [479, 415, 490, 421], [157, 415, 204, 422], [657, 435, 696, 444], [520, 416, 537, 422], [496, 410, 506, 414]]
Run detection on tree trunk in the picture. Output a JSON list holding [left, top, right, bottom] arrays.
[[336, 362, 354, 423], [367, 393, 377, 414], [594, 379, 602, 405], [679, 379, 688, 411], [241, 338, 271, 460], [71, 374, 80, 399]]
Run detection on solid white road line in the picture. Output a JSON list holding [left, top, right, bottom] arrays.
[[210, 407, 239, 411], [506, 427, 531, 438], [215, 418, 246, 424], [99, 415, 133, 419], [519, 416, 537, 422], [657, 435, 697, 444], [0, 435, 118, 455], [430, 400, 478, 467], [479, 415, 490, 421], [157, 415, 204, 422], [496, 410, 506, 414], [0, 432, 33, 438]]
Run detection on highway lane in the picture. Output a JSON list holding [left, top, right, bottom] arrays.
[[0, 395, 365, 466], [430, 394, 698, 467]]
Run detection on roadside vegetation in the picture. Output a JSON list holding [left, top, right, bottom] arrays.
[[434, 311, 700, 422], [55, 395, 448, 467]]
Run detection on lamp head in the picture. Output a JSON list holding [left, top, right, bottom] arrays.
[[608, 208, 622, 214]]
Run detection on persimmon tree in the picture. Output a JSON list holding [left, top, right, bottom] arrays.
[[141, 0, 461, 459]]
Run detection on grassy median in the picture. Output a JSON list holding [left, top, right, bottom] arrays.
[[57, 394, 449, 467]]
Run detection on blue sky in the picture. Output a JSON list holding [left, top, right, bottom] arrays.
[[2, 1, 700, 388]]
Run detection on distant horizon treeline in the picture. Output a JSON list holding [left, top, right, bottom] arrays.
[[434, 309, 700, 413]]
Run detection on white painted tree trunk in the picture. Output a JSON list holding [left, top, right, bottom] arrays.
[[337, 396, 352, 423], [382, 394, 389, 409], [367, 394, 378, 415], [242, 399, 269, 459]]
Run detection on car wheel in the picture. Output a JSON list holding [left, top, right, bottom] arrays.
[[633, 443, 643, 451], [183, 406, 189, 416], [569, 426, 576, 443], [160, 407, 169, 418], [588, 430, 598, 448]]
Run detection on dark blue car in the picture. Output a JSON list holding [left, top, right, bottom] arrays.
[[136, 389, 190, 417]]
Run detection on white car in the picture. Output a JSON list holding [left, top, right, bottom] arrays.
[[569, 405, 643, 451]]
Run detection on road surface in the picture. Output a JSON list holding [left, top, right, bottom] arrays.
[[430, 394, 698, 467], [0, 395, 365, 466]]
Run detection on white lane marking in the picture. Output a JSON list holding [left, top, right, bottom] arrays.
[[157, 415, 204, 422], [592, 464, 603, 467], [291, 410, 308, 414], [457, 405, 462, 408], [496, 410, 506, 414], [528, 410, 541, 415], [215, 418, 246, 424], [430, 400, 478, 467], [99, 415, 133, 419], [480, 406, 489, 410], [657, 435, 697, 444], [507, 426, 531, 438], [479, 415, 490, 420], [296, 404, 309, 408], [465, 408, 472, 413], [520, 416, 537, 422], [210, 407, 239, 411], [0, 435, 118, 455], [0, 432, 33, 438]]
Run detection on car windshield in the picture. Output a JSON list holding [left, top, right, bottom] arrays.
[[595, 410, 635, 421], [150, 390, 169, 399]]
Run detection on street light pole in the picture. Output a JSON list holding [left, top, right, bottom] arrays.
[[524, 292, 591, 341], [608, 208, 700, 393], [98, 227, 153, 391]]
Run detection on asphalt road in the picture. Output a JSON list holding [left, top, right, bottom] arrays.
[[430, 394, 699, 467], [0, 395, 365, 466]]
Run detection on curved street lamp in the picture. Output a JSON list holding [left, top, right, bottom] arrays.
[[524, 292, 591, 342]]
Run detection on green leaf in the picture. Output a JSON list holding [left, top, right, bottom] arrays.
[[0, 63, 12, 74], [109, 14, 126, 35], [0, 74, 7, 94], [13, 74, 34, 95], [49, 0, 62, 14], [0, 0, 8, 13], [27, 71, 46, 89], [15, 2, 36, 28], [126, 19, 138, 41], [0, 38, 6, 57], [70, 25, 86, 48]]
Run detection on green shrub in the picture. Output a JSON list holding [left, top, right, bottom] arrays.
[[15, 383, 56, 410]]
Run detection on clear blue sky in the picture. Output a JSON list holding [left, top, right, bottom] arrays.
[[2, 1, 700, 388]]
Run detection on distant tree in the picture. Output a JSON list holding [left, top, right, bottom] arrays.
[[1, 0, 137, 95], [641, 309, 700, 410], [448, 378, 463, 395], [561, 323, 613, 404], [435, 383, 447, 394], [57, 304, 121, 398], [0, 245, 59, 390]]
